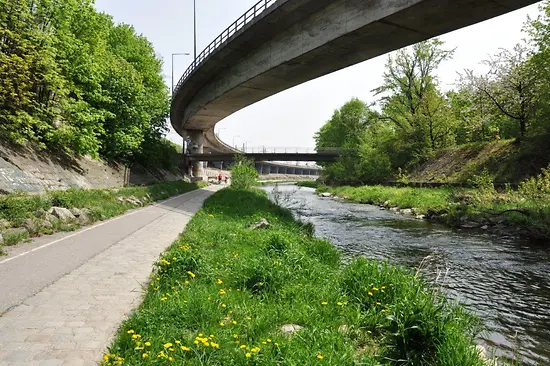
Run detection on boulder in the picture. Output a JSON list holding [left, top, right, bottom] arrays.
[[461, 222, 480, 229], [22, 219, 40, 234], [249, 218, 270, 230], [415, 215, 426, 220], [40, 220, 53, 229], [48, 207, 76, 221], [33, 208, 46, 218], [280, 324, 304, 335], [383, 200, 391, 208], [401, 208, 413, 215], [481, 225, 489, 230], [45, 213, 59, 224], [0, 233, 3, 245], [320, 192, 332, 198], [389, 207, 400, 212], [117, 196, 125, 202], [0, 219, 11, 230], [78, 212, 91, 226], [70, 208, 83, 217]]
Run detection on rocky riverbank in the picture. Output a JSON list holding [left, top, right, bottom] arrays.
[[316, 186, 550, 241]]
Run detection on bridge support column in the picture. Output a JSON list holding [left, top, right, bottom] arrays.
[[187, 130, 206, 179]]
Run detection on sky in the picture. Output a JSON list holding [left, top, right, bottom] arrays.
[[94, 0, 543, 149]]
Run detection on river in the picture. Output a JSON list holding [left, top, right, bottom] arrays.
[[264, 185, 550, 365]]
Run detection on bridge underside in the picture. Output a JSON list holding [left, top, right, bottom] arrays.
[[187, 153, 338, 162], [171, 0, 538, 151]]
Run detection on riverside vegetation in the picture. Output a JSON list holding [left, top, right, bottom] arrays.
[[313, 166, 550, 240], [102, 186, 495, 366], [0, 181, 204, 255], [311, 1, 550, 240], [1, 0, 181, 171]]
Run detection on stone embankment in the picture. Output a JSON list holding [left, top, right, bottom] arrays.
[[0, 194, 147, 248], [318, 192, 524, 238], [0, 144, 185, 194]]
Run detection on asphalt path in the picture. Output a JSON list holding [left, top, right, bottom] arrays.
[[0, 187, 213, 314]]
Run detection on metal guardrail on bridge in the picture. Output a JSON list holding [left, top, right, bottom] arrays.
[[173, 0, 277, 98]]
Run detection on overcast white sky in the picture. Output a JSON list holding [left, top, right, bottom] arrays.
[[94, 0, 542, 149]]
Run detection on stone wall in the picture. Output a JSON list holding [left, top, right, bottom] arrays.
[[0, 145, 185, 194]]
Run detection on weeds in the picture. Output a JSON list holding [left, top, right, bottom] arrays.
[[104, 189, 486, 365]]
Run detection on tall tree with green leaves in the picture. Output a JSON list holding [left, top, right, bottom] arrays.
[[373, 39, 455, 155]]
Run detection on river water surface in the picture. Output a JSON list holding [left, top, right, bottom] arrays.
[[264, 185, 550, 365]]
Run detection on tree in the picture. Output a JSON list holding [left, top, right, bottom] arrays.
[[373, 39, 455, 153], [459, 43, 537, 138], [0, 0, 171, 168], [525, 0, 550, 135]]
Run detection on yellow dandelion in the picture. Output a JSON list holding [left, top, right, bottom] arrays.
[[187, 271, 196, 278], [240, 345, 247, 349], [321, 301, 328, 305], [181, 346, 190, 351], [368, 291, 373, 296], [164, 343, 173, 348], [142, 353, 148, 358], [317, 353, 324, 360], [127, 330, 135, 334], [337, 302, 343, 306], [217, 279, 223, 284], [267, 338, 272, 343], [161, 297, 168, 301], [245, 353, 251, 358]]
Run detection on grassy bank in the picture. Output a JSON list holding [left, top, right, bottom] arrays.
[[295, 180, 320, 189], [408, 138, 550, 184], [0, 181, 205, 254], [318, 184, 550, 240], [103, 188, 487, 365]]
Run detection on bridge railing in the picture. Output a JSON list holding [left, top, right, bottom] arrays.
[[232, 147, 343, 154], [173, 0, 277, 98]]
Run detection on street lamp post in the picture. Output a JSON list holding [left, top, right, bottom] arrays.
[[232, 135, 241, 149], [216, 127, 227, 138], [193, 0, 197, 60], [171, 52, 190, 95]]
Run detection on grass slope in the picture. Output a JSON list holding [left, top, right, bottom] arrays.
[[408, 137, 550, 183], [103, 189, 486, 366]]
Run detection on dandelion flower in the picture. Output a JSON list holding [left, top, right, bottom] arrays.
[[164, 343, 173, 348], [145, 342, 151, 347], [245, 353, 251, 358], [321, 301, 328, 305], [187, 271, 196, 278], [142, 353, 148, 358], [217, 279, 223, 284], [317, 353, 324, 360], [127, 330, 135, 334]]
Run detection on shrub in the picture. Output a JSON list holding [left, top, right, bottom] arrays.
[[230, 156, 259, 190], [518, 164, 550, 199]]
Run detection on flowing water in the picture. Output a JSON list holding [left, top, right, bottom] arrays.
[[264, 185, 550, 365]]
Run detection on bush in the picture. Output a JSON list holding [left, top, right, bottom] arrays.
[[230, 156, 259, 190]]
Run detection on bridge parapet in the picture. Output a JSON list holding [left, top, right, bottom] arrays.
[[173, 0, 277, 98]]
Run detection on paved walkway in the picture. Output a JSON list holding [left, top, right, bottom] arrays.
[[0, 186, 219, 366]]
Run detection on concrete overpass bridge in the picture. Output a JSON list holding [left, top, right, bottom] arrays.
[[171, 0, 538, 176]]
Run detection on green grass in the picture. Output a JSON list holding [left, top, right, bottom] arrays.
[[318, 185, 550, 240], [103, 189, 486, 366], [296, 180, 320, 189], [0, 181, 206, 252]]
